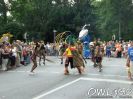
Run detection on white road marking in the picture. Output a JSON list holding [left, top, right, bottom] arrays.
[[51, 72, 60, 74], [33, 77, 133, 99], [32, 78, 81, 99], [7, 71, 60, 74], [7, 70, 128, 78], [80, 77, 133, 84], [7, 70, 35, 73], [87, 73, 127, 78]]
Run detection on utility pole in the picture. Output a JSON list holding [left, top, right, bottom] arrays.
[[24, 32, 27, 43], [53, 29, 57, 43]]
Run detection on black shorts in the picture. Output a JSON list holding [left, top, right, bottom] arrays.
[[95, 57, 102, 63], [65, 57, 73, 68]]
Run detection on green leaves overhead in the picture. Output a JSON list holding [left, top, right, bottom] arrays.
[[95, 0, 133, 40], [0, 0, 132, 41], [8, 0, 95, 41]]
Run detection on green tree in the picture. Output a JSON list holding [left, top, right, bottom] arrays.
[[2, 22, 24, 40], [9, 0, 96, 41], [95, 0, 133, 40], [0, 0, 8, 24]]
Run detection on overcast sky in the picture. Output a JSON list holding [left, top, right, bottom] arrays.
[[4, 0, 8, 3]]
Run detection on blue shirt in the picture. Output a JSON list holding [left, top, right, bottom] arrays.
[[106, 45, 111, 51], [128, 47, 133, 61]]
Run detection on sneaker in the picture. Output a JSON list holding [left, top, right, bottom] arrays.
[[29, 72, 35, 75]]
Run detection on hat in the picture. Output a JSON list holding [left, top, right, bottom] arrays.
[[89, 42, 94, 46], [84, 41, 88, 43]]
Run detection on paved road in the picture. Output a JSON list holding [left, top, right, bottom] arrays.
[[0, 56, 133, 99]]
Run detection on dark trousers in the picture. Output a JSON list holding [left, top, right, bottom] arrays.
[[10, 56, 16, 66], [65, 57, 73, 68], [117, 51, 122, 58]]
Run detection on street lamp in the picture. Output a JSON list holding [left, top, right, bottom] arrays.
[[53, 29, 57, 43], [24, 32, 27, 43]]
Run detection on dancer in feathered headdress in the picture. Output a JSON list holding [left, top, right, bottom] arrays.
[[62, 32, 86, 75], [79, 24, 91, 59]]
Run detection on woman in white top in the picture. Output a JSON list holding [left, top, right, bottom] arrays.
[[9, 45, 16, 67]]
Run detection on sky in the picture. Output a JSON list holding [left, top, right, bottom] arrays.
[[96, 0, 102, 1], [4, 0, 103, 16], [4, 0, 8, 3], [4, 0, 11, 16]]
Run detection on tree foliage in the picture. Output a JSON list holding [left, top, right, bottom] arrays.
[[9, 0, 95, 42], [0, 0, 132, 41], [95, 0, 133, 40], [2, 22, 24, 40]]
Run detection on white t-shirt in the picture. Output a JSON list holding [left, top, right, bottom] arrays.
[[12, 47, 17, 57]]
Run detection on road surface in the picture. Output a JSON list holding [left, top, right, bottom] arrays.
[[0, 56, 133, 99]]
